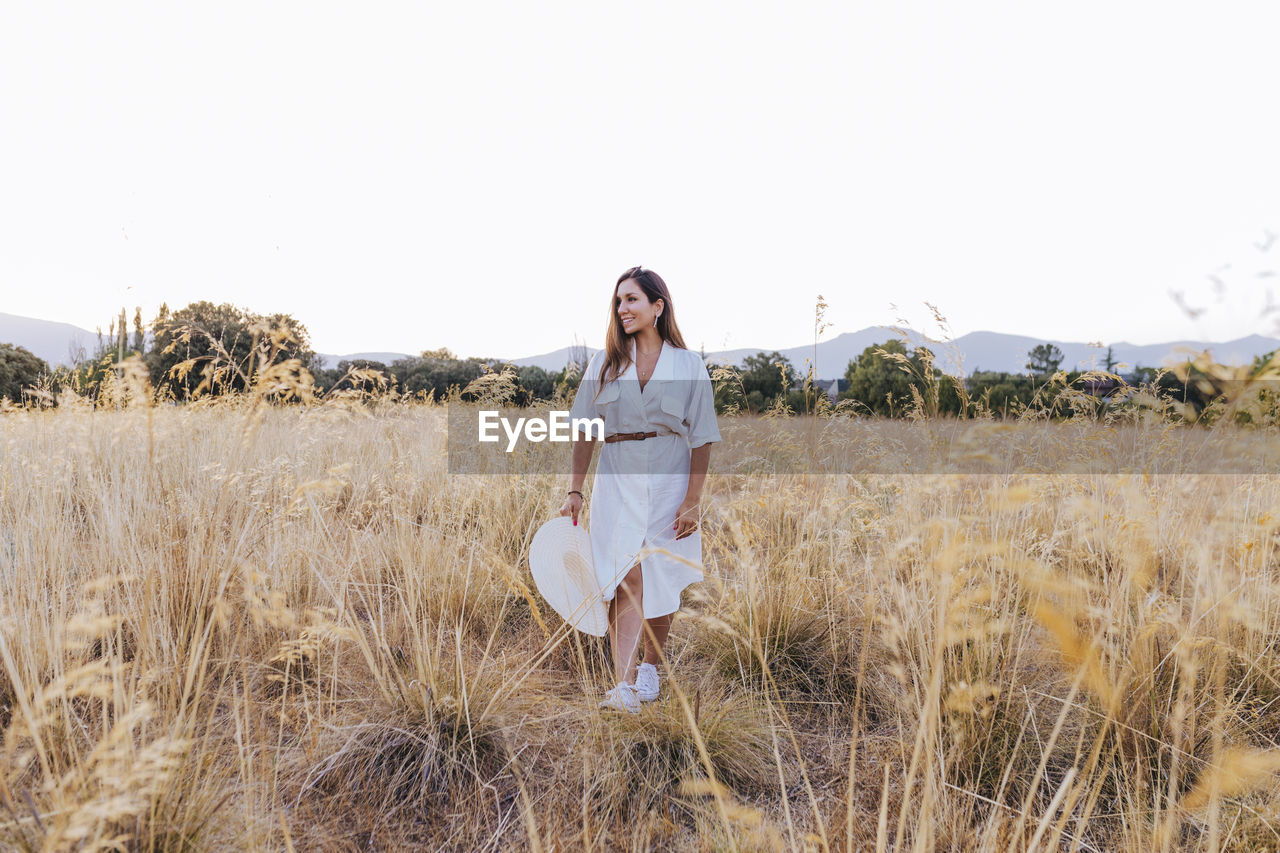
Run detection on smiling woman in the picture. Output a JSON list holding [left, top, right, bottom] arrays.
[[560, 266, 721, 714]]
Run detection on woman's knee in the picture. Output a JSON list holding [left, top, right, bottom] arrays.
[[619, 562, 644, 596]]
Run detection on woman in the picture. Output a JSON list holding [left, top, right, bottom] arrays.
[[561, 266, 721, 713]]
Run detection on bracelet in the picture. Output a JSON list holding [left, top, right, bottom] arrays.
[[567, 490, 584, 500]]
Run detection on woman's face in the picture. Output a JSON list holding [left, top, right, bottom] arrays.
[[615, 278, 662, 335]]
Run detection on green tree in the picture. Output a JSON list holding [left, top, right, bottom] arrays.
[[0, 343, 51, 403], [1130, 360, 1257, 424], [68, 306, 148, 397], [551, 362, 584, 402], [132, 306, 145, 354], [840, 340, 935, 417], [146, 301, 317, 398], [739, 351, 796, 410], [113, 308, 127, 362], [514, 365, 555, 405], [392, 352, 496, 400], [1025, 343, 1064, 376], [964, 371, 1037, 417], [315, 359, 394, 395]]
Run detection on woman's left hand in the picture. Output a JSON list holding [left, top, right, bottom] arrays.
[[673, 497, 700, 541]]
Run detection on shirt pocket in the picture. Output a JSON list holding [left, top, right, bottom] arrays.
[[594, 381, 621, 416], [659, 384, 687, 425]]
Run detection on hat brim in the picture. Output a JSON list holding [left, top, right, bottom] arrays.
[[529, 516, 608, 636]]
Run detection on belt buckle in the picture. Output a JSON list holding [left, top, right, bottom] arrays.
[[636, 432, 646, 441]]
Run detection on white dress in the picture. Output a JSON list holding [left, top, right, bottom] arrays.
[[567, 339, 722, 618]]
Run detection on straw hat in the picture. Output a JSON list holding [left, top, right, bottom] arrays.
[[529, 516, 608, 636]]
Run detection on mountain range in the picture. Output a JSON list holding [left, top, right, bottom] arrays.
[[0, 313, 100, 366], [4, 312, 1277, 380], [491, 329, 1280, 379]]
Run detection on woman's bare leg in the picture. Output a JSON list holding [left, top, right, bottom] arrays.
[[640, 613, 673, 666], [607, 562, 644, 685]]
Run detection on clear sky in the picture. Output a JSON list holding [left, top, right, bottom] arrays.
[[2, 2, 1277, 358]]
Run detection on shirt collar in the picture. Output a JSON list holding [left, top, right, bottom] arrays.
[[621, 338, 674, 383]]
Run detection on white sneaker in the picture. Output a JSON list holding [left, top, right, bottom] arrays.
[[634, 663, 660, 702], [599, 682, 640, 714]]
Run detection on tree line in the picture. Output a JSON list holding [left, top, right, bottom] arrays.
[[719, 339, 1277, 424], [0, 302, 1274, 423], [0, 302, 575, 407]]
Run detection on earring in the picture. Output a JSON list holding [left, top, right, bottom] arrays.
[[653, 312, 660, 328]]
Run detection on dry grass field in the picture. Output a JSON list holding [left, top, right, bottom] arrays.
[[3, 385, 1280, 850]]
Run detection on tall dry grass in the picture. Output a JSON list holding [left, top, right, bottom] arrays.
[[3, 366, 1280, 849]]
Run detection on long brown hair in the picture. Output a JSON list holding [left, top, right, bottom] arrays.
[[597, 266, 688, 391]]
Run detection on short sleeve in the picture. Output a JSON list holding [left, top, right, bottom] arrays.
[[685, 356, 721, 448], [568, 352, 603, 438]]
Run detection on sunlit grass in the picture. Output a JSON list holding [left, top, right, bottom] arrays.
[[3, 377, 1280, 849]]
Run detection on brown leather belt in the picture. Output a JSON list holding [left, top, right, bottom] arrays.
[[604, 431, 659, 443]]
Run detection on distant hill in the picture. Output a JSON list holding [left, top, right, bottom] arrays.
[[0, 313, 98, 366], [934, 331, 1280, 377], [315, 352, 413, 370], [6, 312, 1278, 379], [504, 345, 598, 372], [507, 328, 1280, 379]]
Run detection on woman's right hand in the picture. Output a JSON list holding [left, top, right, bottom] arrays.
[[560, 492, 584, 526]]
